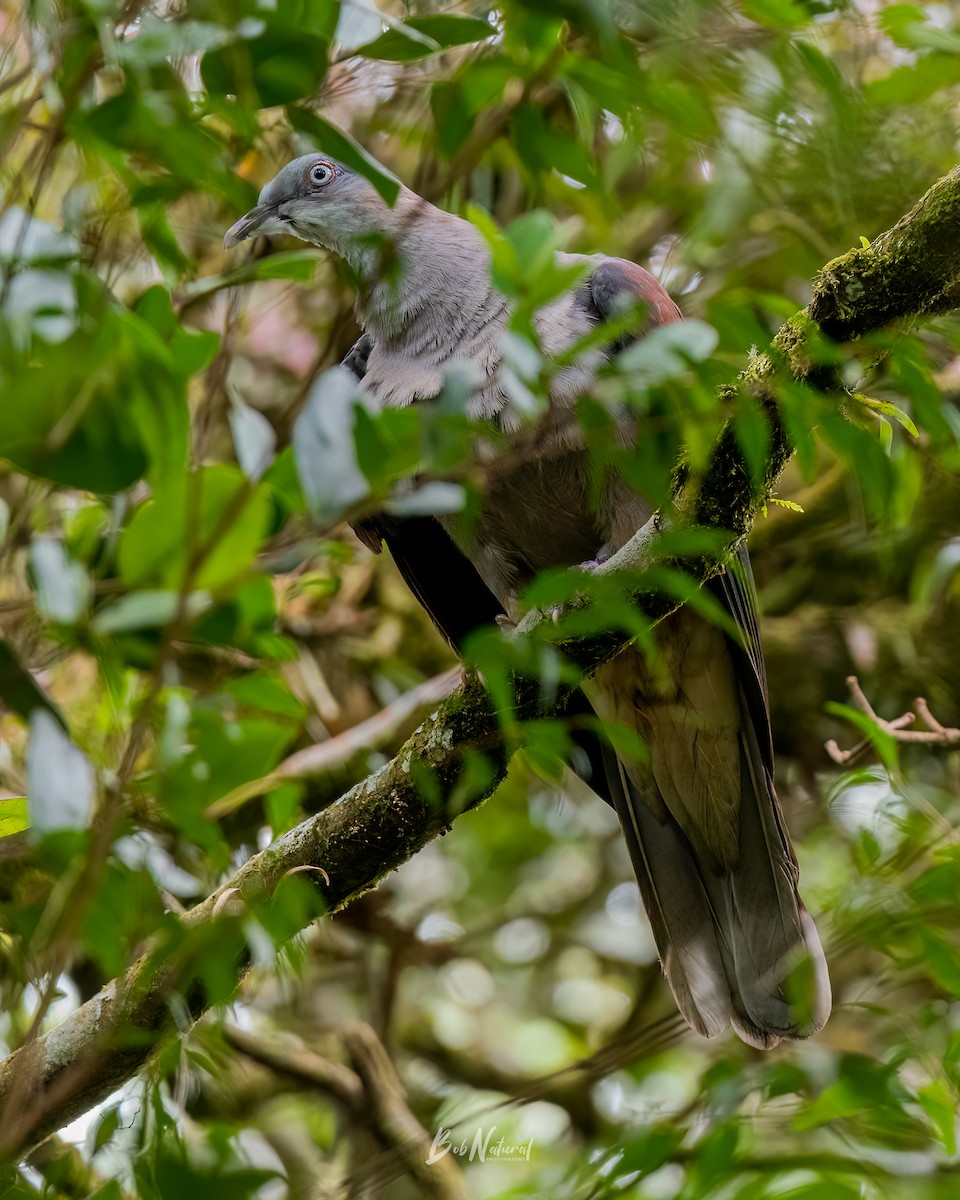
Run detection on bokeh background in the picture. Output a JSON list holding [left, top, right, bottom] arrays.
[[2, 0, 960, 1196]]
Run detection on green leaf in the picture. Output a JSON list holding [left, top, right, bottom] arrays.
[[138, 202, 191, 278], [118, 466, 271, 593], [161, 711, 298, 822], [915, 928, 960, 996], [92, 590, 215, 634], [293, 368, 371, 522], [740, 0, 813, 27], [918, 1078, 958, 1154], [92, 1106, 123, 1154], [265, 782, 302, 837], [385, 481, 465, 517], [512, 104, 597, 184], [201, 26, 331, 108], [0, 797, 29, 839], [229, 398, 277, 482], [263, 446, 308, 515], [617, 1126, 684, 1176], [353, 403, 421, 492], [356, 14, 495, 62], [819, 412, 895, 520], [223, 673, 306, 720], [824, 701, 899, 772], [285, 107, 400, 204], [431, 80, 475, 158], [880, 4, 960, 53], [0, 207, 79, 266], [866, 52, 960, 105], [853, 393, 919, 438], [183, 252, 324, 305], [733, 391, 772, 487], [1, 299, 189, 492], [153, 1150, 279, 1200], [115, 13, 230, 66], [72, 84, 228, 189], [134, 286, 220, 380], [616, 320, 719, 384], [81, 859, 169, 976], [263, 0, 339, 37]]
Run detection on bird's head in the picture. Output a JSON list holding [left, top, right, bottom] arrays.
[[223, 153, 397, 256]]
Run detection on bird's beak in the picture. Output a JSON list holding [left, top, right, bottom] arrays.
[[223, 203, 276, 249]]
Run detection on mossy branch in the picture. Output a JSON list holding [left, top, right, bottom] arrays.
[[2, 165, 960, 1159]]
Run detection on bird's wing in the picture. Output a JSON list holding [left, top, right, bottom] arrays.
[[578, 257, 684, 343], [356, 510, 507, 652], [343, 336, 613, 803], [577, 261, 829, 1046], [709, 542, 774, 772], [343, 335, 507, 651]]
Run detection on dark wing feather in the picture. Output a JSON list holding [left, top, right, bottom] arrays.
[[355, 511, 506, 653], [709, 543, 774, 771], [342, 334, 506, 651]]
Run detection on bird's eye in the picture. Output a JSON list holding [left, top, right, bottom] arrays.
[[309, 161, 336, 187]]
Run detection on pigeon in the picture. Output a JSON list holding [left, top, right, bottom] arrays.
[[226, 153, 831, 1046]]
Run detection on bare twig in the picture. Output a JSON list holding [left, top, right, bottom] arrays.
[[222, 1024, 363, 1110], [205, 665, 461, 819], [826, 674, 960, 764]]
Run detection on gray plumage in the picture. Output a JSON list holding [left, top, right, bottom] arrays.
[[226, 153, 831, 1047]]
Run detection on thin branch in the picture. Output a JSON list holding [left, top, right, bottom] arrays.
[[222, 1024, 363, 1111], [205, 666, 461, 820], [826, 674, 960, 764], [344, 1022, 466, 1200], [224, 1022, 465, 1200], [3, 164, 960, 1160]]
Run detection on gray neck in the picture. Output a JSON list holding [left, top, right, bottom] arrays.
[[340, 195, 507, 360]]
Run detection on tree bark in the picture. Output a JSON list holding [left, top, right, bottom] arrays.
[[1, 164, 959, 1160]]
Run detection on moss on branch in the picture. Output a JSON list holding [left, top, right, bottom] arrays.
[[809, 165, 960, 340]]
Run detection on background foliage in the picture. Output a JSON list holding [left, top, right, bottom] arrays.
[[2, 0, 960, 1196]]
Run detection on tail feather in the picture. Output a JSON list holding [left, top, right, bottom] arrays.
[[715, 714, 831, 1039], [586, 550, 830, 1048], [602, 724, 831, 1048], [607, 752, 731, 1039]]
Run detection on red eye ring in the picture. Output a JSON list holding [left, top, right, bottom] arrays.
[[308, 161, 336, 187]]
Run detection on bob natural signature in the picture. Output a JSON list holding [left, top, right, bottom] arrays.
[[426, 1125, 535, 1165]]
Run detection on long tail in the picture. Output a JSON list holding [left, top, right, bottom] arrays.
[[601, 711, 831, 1048]]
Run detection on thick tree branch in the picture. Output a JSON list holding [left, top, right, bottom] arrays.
[[2, 166, 960, 1159], [809, 166, 960, 339]]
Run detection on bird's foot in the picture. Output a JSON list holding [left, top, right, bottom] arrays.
[[578, 545, 614, 572], [551, 549, 613, 623]]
